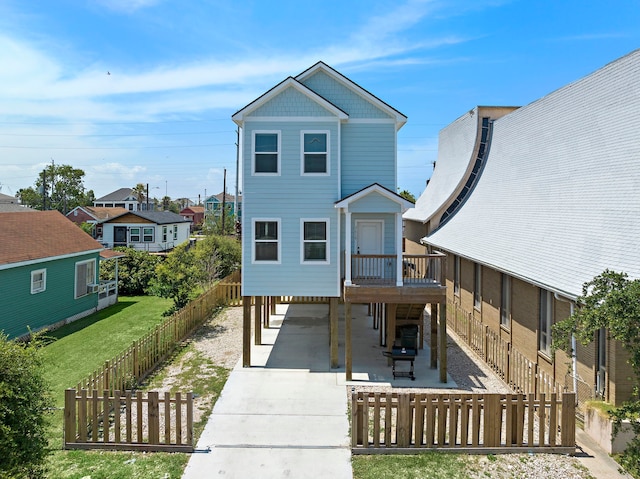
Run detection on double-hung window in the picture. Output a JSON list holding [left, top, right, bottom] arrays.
[[31, 269, 46, 294], [253, 131, 280, 174], [143, 227, 154, 242], [162, 226, 168, 243], [301, 219, 329, 263], [254, 219, 280, 262], [75, 259, 96, 298], [173, 225, 178, 241], [130, 227, 141, 242], [539, 289, 554, 356], [301, 131, 329, 175]]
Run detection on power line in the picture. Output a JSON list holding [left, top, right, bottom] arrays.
[[0, 130, 235, 138]]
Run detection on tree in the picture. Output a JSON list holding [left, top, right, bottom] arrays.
[[398, 189, 416, 203], [147, 243, 201, 313], [99, 247, 161, 296], [0, 334, 53, 478], [203, 207, 236, 235], [195, 235, 241, 281], [552, 270, 640, 476], [17, 164, 90, 213], [132, 183, 147, 209]]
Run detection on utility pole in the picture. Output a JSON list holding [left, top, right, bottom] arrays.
[[41, 169, 47, 210], [222, 168, 227, 235]]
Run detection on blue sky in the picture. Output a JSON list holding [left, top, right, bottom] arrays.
[[1, 0, 638, 202]]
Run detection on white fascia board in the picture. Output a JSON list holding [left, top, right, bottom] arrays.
[[296, 62, 407, 129], [335, 184, 414, 211], [232, 77, 348, 126], [0, 248, 104, 271]]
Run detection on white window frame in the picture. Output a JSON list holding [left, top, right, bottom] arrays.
[[143, 227, 154, 242], [300, 218, 329, 264], [539, 289, 554, 356], [500, 273, 511, 329], [173, 225, 178, 241], [300, 130, 330, 176], [75, 259, 96, 299], [162, 226, 168, 243], [474, 263, 482, 310], [252, 218, 281, 264], [130, 227, 141, 242], [30, 268, 47, 294], [252, 130, 281, 175]]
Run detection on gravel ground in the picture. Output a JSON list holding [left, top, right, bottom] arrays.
[[159, 305, 594, 479]]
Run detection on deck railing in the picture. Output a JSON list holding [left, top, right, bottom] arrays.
[[350, 253, 446, 286]]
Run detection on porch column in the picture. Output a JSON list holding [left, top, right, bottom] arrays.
[[344, 210, 352, 286], [439, 302, 447, 383], [242, 296, 252, 367], [254, 296, 262, 345], [345, 301, 352, 380], [430, 304, 438, 369], [330, 297, 339, 368], [386, 303, 397, 356], [396, 212, 403, 286]]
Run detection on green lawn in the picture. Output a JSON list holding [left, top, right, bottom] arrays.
[[39, 295, 223, 479], [41, 295, 172, 406]]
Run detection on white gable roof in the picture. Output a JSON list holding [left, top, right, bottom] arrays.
[[424, 49, 640, 299], [335, 183, 414, 211], [232, 77, 348, 125]]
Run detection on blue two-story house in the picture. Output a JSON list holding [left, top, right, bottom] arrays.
[[233, 62, 447, 380]]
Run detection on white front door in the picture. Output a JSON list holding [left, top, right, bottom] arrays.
[[356, 220, 383, 255], [356, 220, 383, 279]]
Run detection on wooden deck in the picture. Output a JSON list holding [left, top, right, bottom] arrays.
[[344, 253, 447, 304]]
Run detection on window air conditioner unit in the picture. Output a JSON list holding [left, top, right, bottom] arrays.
[[88, 283, 100, 293]]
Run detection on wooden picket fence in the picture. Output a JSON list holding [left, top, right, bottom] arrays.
[[64, 389, 193, 452], [351, 392, 575, 454], [447, 300, 564, 397], [76, 271, 237, 393]]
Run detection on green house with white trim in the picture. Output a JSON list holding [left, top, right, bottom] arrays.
[[0, 210, 112, 339]]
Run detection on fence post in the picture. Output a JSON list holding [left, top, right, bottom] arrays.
[[64, 389, 77, 446], [561, 393, 576, 447], [506, 342, 511, 386], [397, 394, 412, 447], [148, 391, 159, 445], [104, 360, 110, 392]]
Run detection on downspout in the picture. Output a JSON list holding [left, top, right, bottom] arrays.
[[555, 293, 577, 397]]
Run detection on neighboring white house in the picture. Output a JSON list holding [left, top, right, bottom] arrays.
[[100, 210, 191, 252]]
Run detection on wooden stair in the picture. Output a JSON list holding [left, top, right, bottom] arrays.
[[395, 304, 426, 349]]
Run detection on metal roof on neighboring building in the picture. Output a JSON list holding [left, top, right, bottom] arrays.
[[421, 49, 640, 299]]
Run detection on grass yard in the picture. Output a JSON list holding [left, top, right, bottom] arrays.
[[41, 295, 172, 406], [40, 296, 230, 479], [352, 453, 470, 479]]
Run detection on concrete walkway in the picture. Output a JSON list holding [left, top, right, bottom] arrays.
[[183, 302, 631, 479], [182, 304, 352, 479]]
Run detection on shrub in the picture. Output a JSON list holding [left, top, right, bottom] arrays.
[[99, 247, 161, 295], [0, 334, 53, 478]]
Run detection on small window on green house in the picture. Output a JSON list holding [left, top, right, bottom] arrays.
[[31, 269, 46, 294]]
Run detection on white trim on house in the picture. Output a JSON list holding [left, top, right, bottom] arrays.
[[300, 130, 330, 176], [232, 77, 349, 125], [30, 268, 46, 294], [294, 61, 407, 129], [299, 218, 330, 265], [243, 116, 339, 123], [252, 218, 281, 265], [0, 249, 103, 271], [252, 130, 281, 176], [74, 258, 96, 299]]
